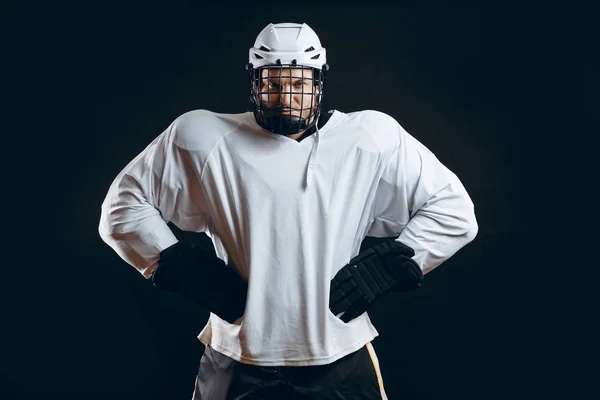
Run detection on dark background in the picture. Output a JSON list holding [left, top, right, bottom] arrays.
[[2, 1, 563, 399]]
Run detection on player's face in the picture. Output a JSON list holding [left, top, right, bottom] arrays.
[[259, 67, 320, 121]]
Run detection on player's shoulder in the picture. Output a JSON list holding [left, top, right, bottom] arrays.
[[341, 109, 404, 152], [170, 109, 248, 151]]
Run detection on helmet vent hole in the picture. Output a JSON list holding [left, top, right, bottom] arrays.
[[310, 54, 320, 59], [253, 53, 264, 59], [259, 46, 271, 52], [304, 46, 315, 52]]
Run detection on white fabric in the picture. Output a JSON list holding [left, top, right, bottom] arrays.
[[99, 109, 478, 366]]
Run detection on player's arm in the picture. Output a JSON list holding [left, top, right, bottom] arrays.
[[380, 122, 479, 275], [98, 118, 247, 323], [98, 122, 181, 278], [330, 116, 478, 322]]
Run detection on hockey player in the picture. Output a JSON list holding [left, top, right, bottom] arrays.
[[99, 22, 478, 399]]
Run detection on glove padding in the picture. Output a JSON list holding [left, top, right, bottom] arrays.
[[329, 240, 423, 323], [151, 238, 248, 324]]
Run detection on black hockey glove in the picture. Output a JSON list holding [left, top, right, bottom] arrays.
[[151, 238, 248, 324], [329, 240, 423, 323]]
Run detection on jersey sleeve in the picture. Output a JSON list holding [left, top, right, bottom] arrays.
[[368, 115, 478, 274], [98, 116, 208, 278]]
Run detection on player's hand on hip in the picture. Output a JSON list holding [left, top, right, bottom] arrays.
[[329, 240, 423, 323], [152, 232, 248, 324]]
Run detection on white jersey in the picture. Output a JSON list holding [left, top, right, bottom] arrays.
[[99, 109, 478, 366]]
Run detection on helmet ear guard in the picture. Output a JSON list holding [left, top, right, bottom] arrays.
[[321, 62, 330, 81]]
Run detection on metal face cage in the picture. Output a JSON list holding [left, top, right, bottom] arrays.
[[247, 63, 326, 135]]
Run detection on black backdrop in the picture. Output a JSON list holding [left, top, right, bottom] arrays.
[[2, 1, 551, 399]]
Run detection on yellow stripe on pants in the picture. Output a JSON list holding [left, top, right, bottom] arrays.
[[366, 342, 388, 400]]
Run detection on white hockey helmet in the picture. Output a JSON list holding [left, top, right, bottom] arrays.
[[248, 22, 327, 68], [246, 23, 330, 136]]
